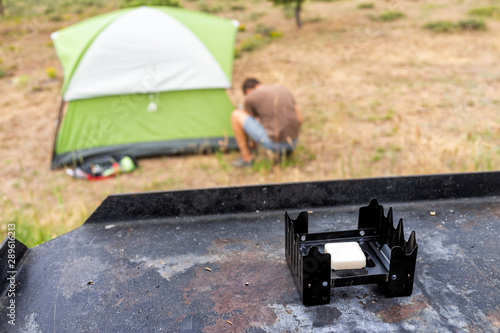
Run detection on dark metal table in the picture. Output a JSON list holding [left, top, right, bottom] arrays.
[[1, 172, 499, 332]]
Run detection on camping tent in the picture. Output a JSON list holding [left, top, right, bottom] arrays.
[[50, 6, 238, 168]]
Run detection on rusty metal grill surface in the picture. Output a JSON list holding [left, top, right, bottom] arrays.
[[1, 172, 499, 332]]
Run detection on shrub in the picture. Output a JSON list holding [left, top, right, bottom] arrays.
[[270, 30, 283, 39], [423, 19, 487, 33], [358, 3, 374, 10], [50, 14, 63, 22], [230, 5, 246, 11], [457, 19, 487, 31], [121, 0, 181, 8], [255, 24, 275, 37], [235, 25, 284, 58], [44, 6, 57, 15], [197, 0, 223, 13], [377, 11, 405, 22], [469, 6, 500, 19], [254, 24, 284, 39], [239, 34, 264, 52], [0, 64, 15, 79], [234, 47, 242, 58], [371, 147, 385, 163], [423, 20, 456, 33], [31, 84, 44, 92], [74, 7, 85, 14]]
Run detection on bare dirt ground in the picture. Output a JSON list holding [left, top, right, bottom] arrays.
[[0, 0, 499, 246]]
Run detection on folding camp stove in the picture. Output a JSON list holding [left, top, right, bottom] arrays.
[[285, 199, 418, 306]]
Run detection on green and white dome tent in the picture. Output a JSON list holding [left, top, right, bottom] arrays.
[[51, 6, 239, 168]]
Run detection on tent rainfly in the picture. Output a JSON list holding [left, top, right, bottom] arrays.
[[50, 6, 238, 168]]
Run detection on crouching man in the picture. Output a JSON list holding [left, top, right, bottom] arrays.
[[231, 78, 303, 167]]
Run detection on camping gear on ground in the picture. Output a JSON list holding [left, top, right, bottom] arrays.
[[50, 6, 239, 169], [65, 155, 137, 180]]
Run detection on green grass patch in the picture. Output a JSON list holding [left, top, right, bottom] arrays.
[[357, 3, 374, 10], [255, 24, 283, 39], [13, 74, 30, 87], [251, 156, 274, 172], [384, 126, 399, 137], [270, 30, 283, 38], [1, 194, 88, 248], [423, 20, 456, 33], [49, 14, 64, 22], [382, 109, 395, 121], [216, 150, 232, 173], [249, 144, 316, 172], [371, 147, 385, 163], [424, 19, 487, 32], [366, 109, 396, 122], [457, 19, 487, 31], [292, 145, 316, 166], [121, 0, 181, 7], [255, 24, 275, 36], [239, 34, 265, 52], [3, 219, 60, 249], [390, 145, 402, 152], [469, 6, 500, 19], [230, 4, 246, 11], [369, 11, 405, 22], [197, 0, 224, 13], [1, 0, 115, 22]]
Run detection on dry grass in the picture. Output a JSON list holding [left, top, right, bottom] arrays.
[[0, 0, 499, 247]]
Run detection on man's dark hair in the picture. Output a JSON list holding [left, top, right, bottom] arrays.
[[242, 78, 260, 95]]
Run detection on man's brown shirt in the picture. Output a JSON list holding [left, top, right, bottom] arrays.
[[244, 85, 300, 143]]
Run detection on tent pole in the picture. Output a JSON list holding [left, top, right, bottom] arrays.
[[50, 99, 65, 170]]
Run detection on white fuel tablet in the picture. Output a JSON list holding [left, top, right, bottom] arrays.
[[324, 242, 366, 270]]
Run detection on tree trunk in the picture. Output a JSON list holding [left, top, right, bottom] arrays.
[[0, 0, 4, 16], [295, 1, 302, 29]]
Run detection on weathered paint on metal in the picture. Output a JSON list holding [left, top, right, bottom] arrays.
[[0, 172, 499, 332]]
